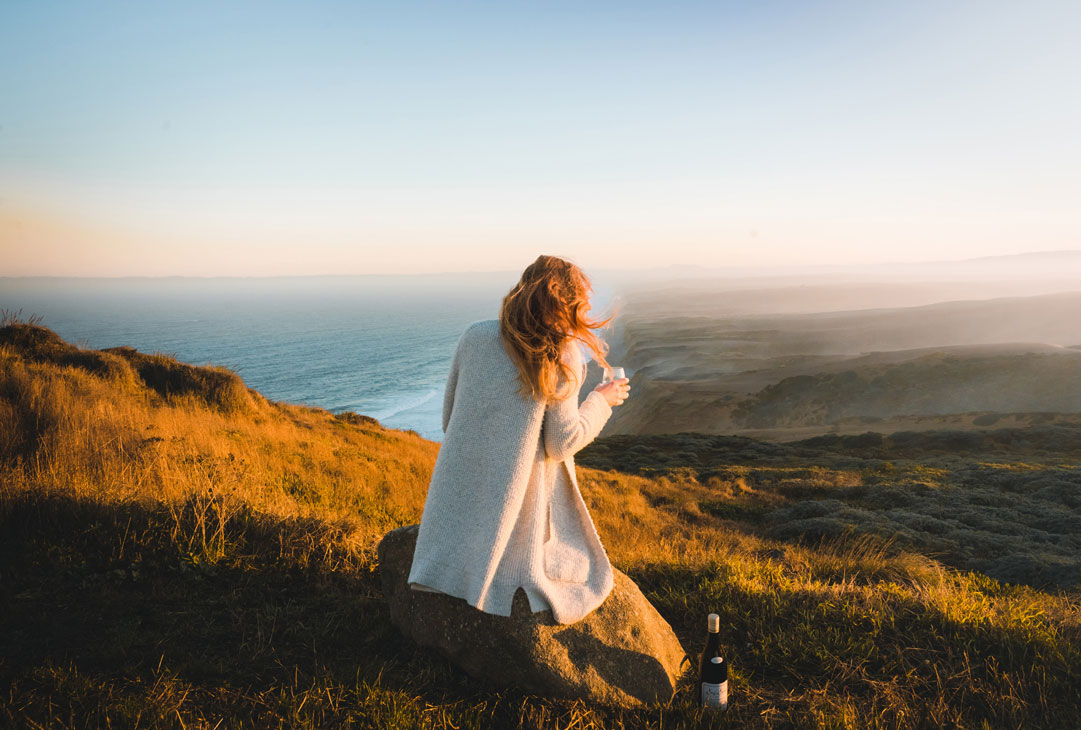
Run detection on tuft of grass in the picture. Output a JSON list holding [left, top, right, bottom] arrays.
[[106, 345, 257, 413]]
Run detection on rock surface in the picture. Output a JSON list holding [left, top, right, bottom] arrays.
[[377, 524, 691, 707]]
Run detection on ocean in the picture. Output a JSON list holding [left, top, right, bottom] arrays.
[[1, 273, 618, 442]]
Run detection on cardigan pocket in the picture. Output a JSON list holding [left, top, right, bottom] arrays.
[[544, 500, 591, 583]]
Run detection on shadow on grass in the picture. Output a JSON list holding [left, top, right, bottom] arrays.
[[4, 491, 1079, 728], [0, 492, 510, 723], [0, 493, 726, 728]]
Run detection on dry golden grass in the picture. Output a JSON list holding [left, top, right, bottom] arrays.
[[0, 323, 437, 558], [2, 321, 1079, 729]]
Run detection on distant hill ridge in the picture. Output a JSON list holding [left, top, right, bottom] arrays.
[[732, 348, 1081, 429], [606, 290, 1081, 438]]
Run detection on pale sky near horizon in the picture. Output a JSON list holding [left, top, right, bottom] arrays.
[[2, 0, 1079, 276]]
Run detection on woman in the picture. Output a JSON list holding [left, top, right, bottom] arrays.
[[407, 255, 630, 625]]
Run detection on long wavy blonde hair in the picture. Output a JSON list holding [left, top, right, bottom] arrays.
[[499, 255, 614, 402]]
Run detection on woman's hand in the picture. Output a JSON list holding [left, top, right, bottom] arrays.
[[595, 377, 630, 407]]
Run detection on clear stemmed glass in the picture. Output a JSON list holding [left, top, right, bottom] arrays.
[[603, 366, 626, 384]]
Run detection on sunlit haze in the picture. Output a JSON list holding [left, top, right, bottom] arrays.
[[2, 0, 1079, 276]]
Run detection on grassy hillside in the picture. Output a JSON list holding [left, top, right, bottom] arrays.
[[2, 321, 1079, 729], [579, 429, 1081, 591]]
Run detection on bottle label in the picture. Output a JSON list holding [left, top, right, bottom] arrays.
[[701, 680, 728, 709]]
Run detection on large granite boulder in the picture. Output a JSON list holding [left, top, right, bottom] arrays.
[[377, 525, 691, 707]]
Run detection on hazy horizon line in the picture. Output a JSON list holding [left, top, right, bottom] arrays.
[[4, 248, 1081, 281]]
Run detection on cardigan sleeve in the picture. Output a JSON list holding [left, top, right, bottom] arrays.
[[541, 344, 613, 462], [441, 333, 465, 434]]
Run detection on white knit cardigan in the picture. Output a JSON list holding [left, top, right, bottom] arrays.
[[406, 319, 615, 624]]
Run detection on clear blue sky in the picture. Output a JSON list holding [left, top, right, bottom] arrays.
[[2, 0, 1079, 275]]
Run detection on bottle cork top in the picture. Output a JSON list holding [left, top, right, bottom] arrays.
[[708, 613, 720, 633]]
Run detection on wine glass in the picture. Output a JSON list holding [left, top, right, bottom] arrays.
[[603, 366, 626, 383]]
